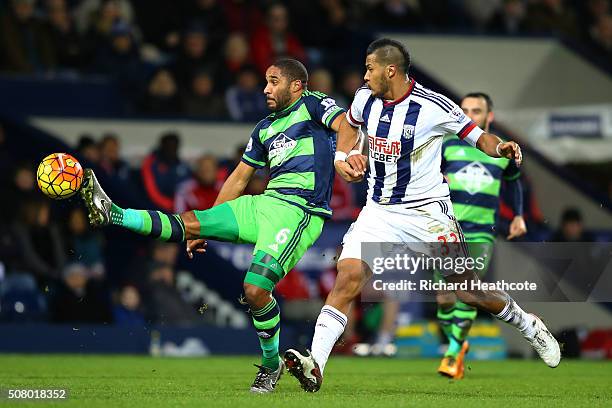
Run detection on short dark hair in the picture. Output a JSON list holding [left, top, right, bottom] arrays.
[[100, 132, 118, 146], [462, 92, 494, 112], [160, 131, 180, 146], [272, 58, 308, 84], [561, 208, 582, 224], [366, 38, 411, 74], [77, 134, 96, 151]]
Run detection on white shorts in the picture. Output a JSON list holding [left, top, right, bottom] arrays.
[[339, 198, 467, 275]]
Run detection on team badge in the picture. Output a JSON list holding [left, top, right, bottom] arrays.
[[403, 125, 415, 139]]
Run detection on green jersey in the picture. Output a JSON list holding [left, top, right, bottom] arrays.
[[441, 135, 520, 242], [242, 91, 345, 218]]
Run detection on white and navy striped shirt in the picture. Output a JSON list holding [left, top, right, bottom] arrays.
[[346, 79, 484, 206]]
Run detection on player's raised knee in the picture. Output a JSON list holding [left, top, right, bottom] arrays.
[[243, 282, 271, 307]]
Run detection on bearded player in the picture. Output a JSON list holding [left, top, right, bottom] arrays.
[[79, 58, 350, 393], [283, 39, 560, 392], [436, 92, 527, 379]]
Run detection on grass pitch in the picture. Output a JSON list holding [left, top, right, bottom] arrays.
[[0, 355, 610, 407]]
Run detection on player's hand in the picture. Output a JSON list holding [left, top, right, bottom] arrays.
[[507, 215, 527, 240], [335, 160, 363, 183], [186, 239, 207, 259], [498, 141, 522, 166], [347, 153, 367, 175]]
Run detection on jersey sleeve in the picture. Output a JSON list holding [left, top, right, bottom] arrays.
[[433, 103, 484, 147], [241, 121, 267, 169], [503, 157, 521, 181], [307, 93, 345, 129], [346, 87, 370, 128]]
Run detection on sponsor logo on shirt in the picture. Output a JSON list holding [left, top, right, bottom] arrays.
[[269, 133, 297, 163], [321, 98, 340, 124], [368, 135, 401, 163], [320, 98, 337, 110], [454, 161, 494, 195]]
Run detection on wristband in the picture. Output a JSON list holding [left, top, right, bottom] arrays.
[[495, 142, 503, 157], [334, 151, 348, 162], [348, 150, 361, 158]]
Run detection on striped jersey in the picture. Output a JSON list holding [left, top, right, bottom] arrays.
[[242, 90, 345, 218], [442, 135, 521, 241], [346, 79, 484, 206]]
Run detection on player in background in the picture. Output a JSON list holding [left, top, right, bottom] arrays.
[[283, 38, 560, 393], [436, 92, 527, 379], [79, 58, 349, 393]]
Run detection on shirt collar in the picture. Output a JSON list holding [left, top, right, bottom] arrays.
[[383, 77, 415, 107], [268, 95, 303, 119]]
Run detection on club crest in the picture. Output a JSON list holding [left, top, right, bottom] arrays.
[[403, 125, 415, 139]]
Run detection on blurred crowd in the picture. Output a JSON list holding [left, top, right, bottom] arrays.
[[0, 0, 611, 118]]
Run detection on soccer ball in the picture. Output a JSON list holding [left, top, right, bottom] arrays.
[[36, 153, 84, 199]]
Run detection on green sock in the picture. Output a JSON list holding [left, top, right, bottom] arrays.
[[251, 297, 281, 370], [110, 203, 185, 242], [437, 305, 462, 358], [452, 300, 477, 346]]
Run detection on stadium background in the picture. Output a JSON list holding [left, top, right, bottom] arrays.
[[0, 0, 611, 374]]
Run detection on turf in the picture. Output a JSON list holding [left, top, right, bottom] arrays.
[[0, 355, 610, 407]]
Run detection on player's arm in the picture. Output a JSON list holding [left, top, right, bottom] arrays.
[[434, 103, 522, 166], [308, 92, 364, 182], [506, 179, 527, 240], [332, 114, 360, 153], [503, 161, 527, 240], [214, 121, 267, 205], [333, 116, 366, 182], [333, 89, 370, 182], [476, 132, 522, 166], [473, 132, 526, 238], [333, 116, 365, 160], [213, 162, 256, 205]]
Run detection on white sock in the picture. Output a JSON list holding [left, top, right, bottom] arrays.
[[495, 297, 536, 338], [311, 305, 347, 375]]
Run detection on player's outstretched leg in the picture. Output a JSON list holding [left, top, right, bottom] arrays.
[[447, 270, 561, 368], [284, 258, 369, 392], [80, 168, 188, 242]]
